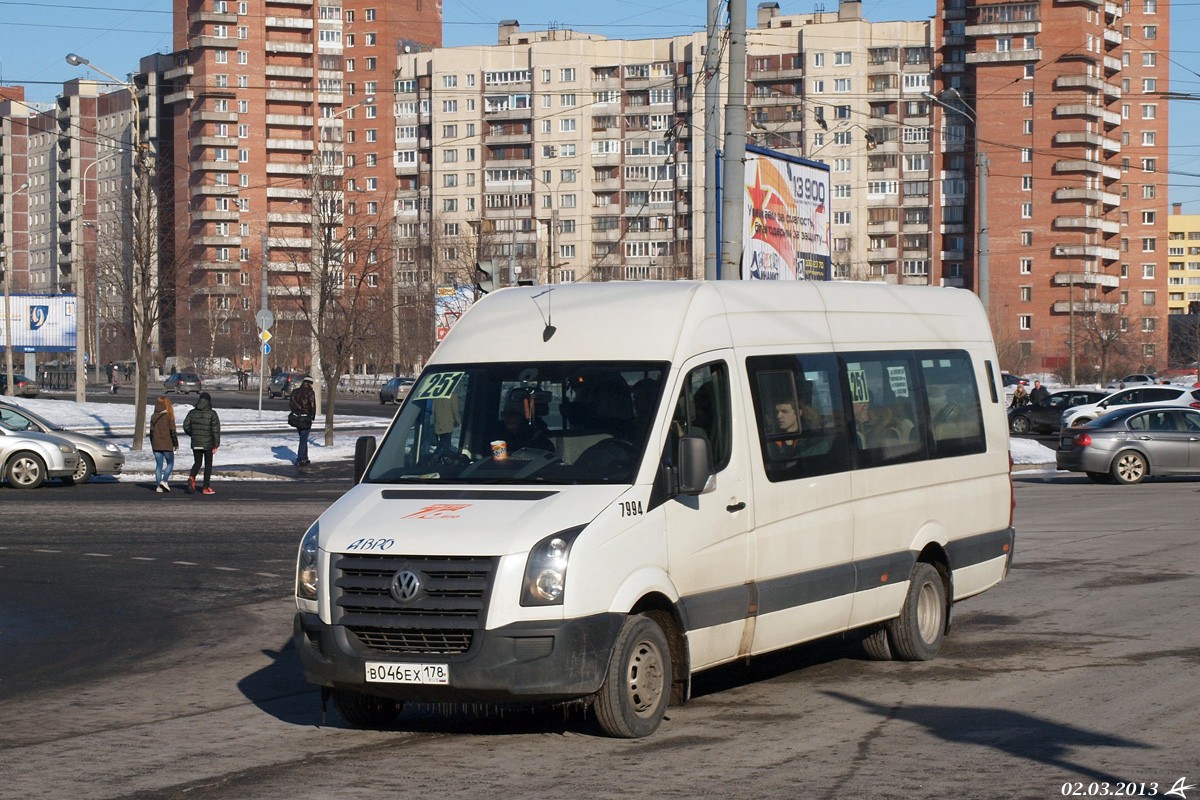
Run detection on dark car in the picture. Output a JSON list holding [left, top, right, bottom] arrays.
[[1008, 388, 1108, 434], [1056, 405, 1200, 485], [1001, 372, 1028, 389], [269, 371, 305, 399], [0, 373, 38, 398], [379, 377, 415, 404], [163, 372, 203, 394]]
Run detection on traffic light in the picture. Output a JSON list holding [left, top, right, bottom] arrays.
[[475, 261, 496, 295]]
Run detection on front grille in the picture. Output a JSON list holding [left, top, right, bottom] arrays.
[[332, 553, 496, 656]]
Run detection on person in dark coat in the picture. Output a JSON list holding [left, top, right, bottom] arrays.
[[149, 395, 179, 493], [289, 375, 317, 466], [1029, 380, 1050, 405], [182, 392, 221, 494]]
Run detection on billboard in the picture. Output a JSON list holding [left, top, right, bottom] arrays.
[[434, 284, 475, 342], [741, 144, 831, 281], [0, 294, 79, 353]]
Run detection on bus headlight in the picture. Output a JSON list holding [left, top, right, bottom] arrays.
[[520, 526, 585, 607], [295, 522, 320, 601]]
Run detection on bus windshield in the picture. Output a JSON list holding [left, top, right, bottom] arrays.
[[363, 361, 669, 485]]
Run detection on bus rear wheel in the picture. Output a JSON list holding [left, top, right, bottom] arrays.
[[886, 562, 946, 661]]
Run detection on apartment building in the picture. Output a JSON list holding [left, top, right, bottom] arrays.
[[160, 0, 443, 371], [933, 0, 1169, 376], [1167, 204, 1200, 316]]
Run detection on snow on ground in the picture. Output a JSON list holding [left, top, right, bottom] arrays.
[[6, 392, 1059, 480], [6, 394, 390, 479]]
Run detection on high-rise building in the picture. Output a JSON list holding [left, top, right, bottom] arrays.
[[1167, 204, 1200, 316], [933, 0, 1168, 378], [162, 0, 443, 372]]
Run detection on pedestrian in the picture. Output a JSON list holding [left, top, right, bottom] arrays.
[[289, 374, 316, 466], [1010, 384, 1030, 408], [182, 391, 221, 495], [111, 364, 122, 394], [149, 395, 179, 493], [1029, 380, 1050, 405]]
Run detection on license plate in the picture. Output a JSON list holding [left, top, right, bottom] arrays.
[[365, 662, 449, 685]]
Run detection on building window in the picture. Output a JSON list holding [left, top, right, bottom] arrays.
[[1021, 231, 1033, 247], [1143, 25, 1156, 39], [1020, 286, 1032, 302], [1142, 291, 1156, 306], [1019, 315, 1032, 330], [1143, 264, 1156, 278], [1020, 258, 1033, 274], [1022, 91, 1033, 107], [833, 211, 852, 225], [1142, 238, 1156, 252], [1021, 203, 1033, 219], [1143, 211, 1156, 225]]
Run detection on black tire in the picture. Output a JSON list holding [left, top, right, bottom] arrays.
[[332, 688, 402, 728], [5, 451, 47, 490], [594, 614, 671, 738], [70, 453, 96, 485], [861, 625, 894, 660], [885, 562, 946, 661], [1111, 450, 1147, 485], [1009, 415, 1031, 435], [1086, 471, 1112, 484]]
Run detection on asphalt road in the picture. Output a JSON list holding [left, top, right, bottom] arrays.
[[1, 473, 1198, 799]]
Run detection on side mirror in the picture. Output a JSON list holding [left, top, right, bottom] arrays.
[[354, 435, 377, 483], [677, 434, 714, 496]]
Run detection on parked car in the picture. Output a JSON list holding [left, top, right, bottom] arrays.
[[0, 398, 124, 483], [0, 373, 38, 398], [163, 372, 203, 394], [1104, 373, 1159, 390], [1001, 372, 1028, 389], [0, 423, 79, 489], [1061, 385, 1200, 427], [269, 371, 305, 399], [1008, 388, 1108, 435], [1056, 405, 1200, 485], [379, 377, 415, 404]]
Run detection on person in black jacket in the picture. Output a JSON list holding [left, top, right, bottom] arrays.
[[1029, 380, 1050, 405], [183, 392, 221, 494], [290, 375, 317, 466]]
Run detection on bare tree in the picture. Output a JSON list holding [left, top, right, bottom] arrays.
[[94, 147, 181, 450], [1076, 306, 1132, 385], [275, 156, 392, 446]]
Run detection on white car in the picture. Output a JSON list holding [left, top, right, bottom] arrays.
[[1104, 373, 1160, 390], [0, 424, 80, 489], [1062, 385, 1200, 428]]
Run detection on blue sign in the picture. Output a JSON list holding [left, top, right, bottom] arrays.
[[262, 343, 271, 355], [1, 295, 78, 353]]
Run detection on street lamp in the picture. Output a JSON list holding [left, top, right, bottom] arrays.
[[3, 180, 31, 397], [925, 88, 989, 315]]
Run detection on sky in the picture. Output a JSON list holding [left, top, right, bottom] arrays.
[[0, 0, 1197, 208], [3, 382, 1058, 481]]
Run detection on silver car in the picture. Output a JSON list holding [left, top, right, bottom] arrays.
[[0, 399, 125, 483], [1056, 406, 1200, 485], [0, 424, 80, 489]]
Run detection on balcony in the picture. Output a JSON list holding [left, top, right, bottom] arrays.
[[163, 65, 195, 81], [1104, 1, 1122, 18], [266, 114, 314, 127], [266, 15, 313, 29], [1053, 215, 1120, 234], [189, 35, 238, 50], [194, 110, 238, 124], [194, 135, 238, 148], [1052, 271, 1120, 289], [164, 89, 196, 105], [1054, 159, 1121, 181], [1052, 299, 1119, 314], [1053, 187, 1121, 206], [267, 212, 311, 224], [964, 21, 1041, 36], [965, 49, 1041, 65], [197, 235, 241, 247], [266, 88, 315, 103], [1054, 103, 1121, 126], [190, 184, 239, 199], [1053, 243, 1120, 261], [198, 160, 240, 171], [190, 11, 236, 24], [267, 187, 310, 200], [266, 163, 312, 176], [265, 40, 314, 55], [866, 247, 899, 261], [267, 137, 315, 151], [1103, 28, 1122, 46], [1054, 130, 1120, 153], [195, 209, 240, 222]]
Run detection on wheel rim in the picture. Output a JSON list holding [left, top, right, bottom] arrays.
[[624, 637, 666, 718], [1116, 453, 1145, 482], [1011, 416, 1029, 434], [10, 457, 42, 487], [916, 580, 942, 644], [72, 456, 89, 482]]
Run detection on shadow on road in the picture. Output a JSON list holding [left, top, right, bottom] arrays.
[[824, 690, 1151, 784]]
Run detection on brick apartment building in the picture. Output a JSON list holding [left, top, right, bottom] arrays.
[[933, 0, 1169, 379]]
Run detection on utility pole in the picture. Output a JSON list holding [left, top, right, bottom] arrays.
[[719, 0, 747, 281], [703, 0, 724, 280]]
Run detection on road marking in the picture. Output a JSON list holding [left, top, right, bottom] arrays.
[[253, 572, 280, 578], [214, 566, 239, 572], [173, 561, 198, 566], [34, 549, 62, 553], [131, 557, 155, 561], [83, 553, 113, 557]]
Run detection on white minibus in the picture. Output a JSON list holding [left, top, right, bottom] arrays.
[[294, 280, 1015, 737]]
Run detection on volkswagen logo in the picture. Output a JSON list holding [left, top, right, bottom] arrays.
[[390, 569, 422, 603]]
